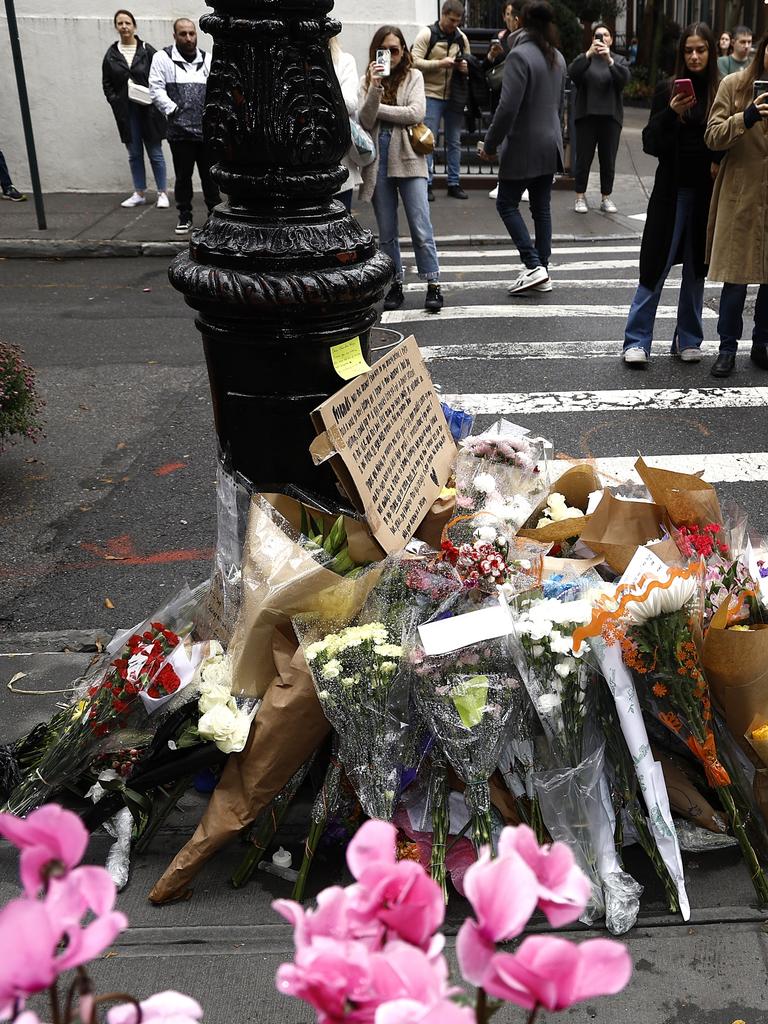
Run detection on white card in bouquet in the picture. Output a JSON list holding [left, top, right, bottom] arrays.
[[619, 544, 668, 586], [418, 598, 513, 657]]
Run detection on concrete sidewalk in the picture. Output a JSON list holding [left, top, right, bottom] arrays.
[[0, 108, 654, 258]]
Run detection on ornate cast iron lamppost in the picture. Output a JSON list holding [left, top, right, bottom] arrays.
[[169, 0, 393, 504]]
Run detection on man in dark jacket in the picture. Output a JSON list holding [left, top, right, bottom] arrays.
[[149, 18, 220, 233]]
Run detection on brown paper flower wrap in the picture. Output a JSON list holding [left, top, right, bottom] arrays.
[[578, 490, 681, 573], [517, 463, 601, 544], [635, 456, 723, 528], [653, 747, 727, 833], [148, 628, 330, 904], [227, 497, 385, 699], [702, 598, 768, 825]]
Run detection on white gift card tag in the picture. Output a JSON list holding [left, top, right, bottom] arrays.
[[418, 598, 513, 657], [620, 545, 668, 587]]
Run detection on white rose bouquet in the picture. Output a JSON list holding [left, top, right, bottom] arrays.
[[195, 644, 258, 755]]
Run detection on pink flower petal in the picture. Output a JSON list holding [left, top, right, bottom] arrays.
[[56, 911, 127, 971], [570, 938, 633, 1002], [455, 919, 495, 986], [347, 820, 397, 879], [108, 991, 203, 1024], [462, 848, 538, 942]]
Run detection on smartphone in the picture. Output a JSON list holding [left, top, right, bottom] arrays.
[[594, 31, 607, 42], [754, 79, 768, 101], [672, 78, 695, 100], [376, 49, 391, 76]]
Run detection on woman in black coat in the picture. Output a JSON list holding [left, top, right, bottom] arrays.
[[102, 9, 168, 208], [622, 23, 720, 366]]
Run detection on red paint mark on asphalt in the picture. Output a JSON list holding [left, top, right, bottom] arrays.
[[80, 534, 213, 566], [153, 461, 188, 476], [0, 545, 215, 580]]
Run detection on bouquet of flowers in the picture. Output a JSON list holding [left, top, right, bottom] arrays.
[[6, 585, 205, 816], [454, 420, 548, 529], [509, 577, 643, 933], [587, 559, 768, 904], [409, 587, 529, 854]]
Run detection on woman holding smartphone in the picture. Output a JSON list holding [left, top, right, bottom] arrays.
[[358, 25, 443, 313], [568, 23, 631, 214], [705, 34, 768, 377], [622, 24, 720, 366]]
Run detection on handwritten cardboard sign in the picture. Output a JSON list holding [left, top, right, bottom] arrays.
[[309, 335, 455, 553]]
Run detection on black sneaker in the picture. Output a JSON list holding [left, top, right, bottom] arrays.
[[750, 343, 768, 369], [383, 281, 404, 311], [424, 282, 443, 313], [427, 186, 435, 202], [447, 185, 468, 200], [1, 185, 26, 202], [175, 214, 193, 234]]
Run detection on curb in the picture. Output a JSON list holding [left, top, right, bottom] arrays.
[[0, 231, 641, 259]]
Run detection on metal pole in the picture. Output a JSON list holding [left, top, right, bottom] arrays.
[[4, 0, 46, 229]]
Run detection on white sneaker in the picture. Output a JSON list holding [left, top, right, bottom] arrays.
[[574, 197, 588, 214], [121, 192, 146, 208], [677, 347, 702, 362], [156, 192, 170, 209], [488, 185, 499, 199], [508, 266, 549, 295], [623, 347, 648, 365], [531, 278, 552, 292], [600, 197, 618, 213], [521, 189, 529, 202]]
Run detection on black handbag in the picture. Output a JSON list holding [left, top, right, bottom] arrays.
[[485, 61, 505, 92]]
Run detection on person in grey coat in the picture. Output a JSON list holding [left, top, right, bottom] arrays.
[[479, 0, 566, 295]]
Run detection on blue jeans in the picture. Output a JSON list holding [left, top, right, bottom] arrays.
[[624, 189, 703, 354], [126, 104, 167, 192], [372, 130, 440, 282], [717, 282, 768, 352], [424, 97, 463, 187], [496, 176, 553, 270]]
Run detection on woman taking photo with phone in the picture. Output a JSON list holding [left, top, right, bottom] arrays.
[[358, 25, 443, 313], [623, 23, 720, 365], [705, 33, 768, 377], [102, 9, 168, 208], [568, 23, 630, 214]]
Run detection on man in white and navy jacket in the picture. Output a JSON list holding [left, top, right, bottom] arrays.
[[149, 18, 220, 233]]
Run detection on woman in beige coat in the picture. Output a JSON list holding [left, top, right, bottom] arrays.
[[705, 34, 768, 377], [359, 25, 443, 313]]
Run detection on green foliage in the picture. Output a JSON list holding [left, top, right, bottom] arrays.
[[0, 342, 44, 452], [553, 0, 583, 63]]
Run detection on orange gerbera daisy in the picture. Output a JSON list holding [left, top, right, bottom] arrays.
[[652, 682, 668, 698]]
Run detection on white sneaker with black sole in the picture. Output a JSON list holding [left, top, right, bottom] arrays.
[[507, 266, 549, 295], [623, 347, 648, 365]]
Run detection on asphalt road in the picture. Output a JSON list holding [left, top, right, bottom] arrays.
[[2, 242, 768, 637]]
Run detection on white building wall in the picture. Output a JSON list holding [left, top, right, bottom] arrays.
[[0, 0, 437, 192]]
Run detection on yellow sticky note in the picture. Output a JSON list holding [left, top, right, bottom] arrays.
[[330, 337, 371, 380]]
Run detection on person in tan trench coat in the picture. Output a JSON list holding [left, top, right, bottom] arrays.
[[705, 35, 768, 377]]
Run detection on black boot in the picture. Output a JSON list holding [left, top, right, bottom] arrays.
[[424, 282, 444, 313], [750, 343, 768, 369], [383, 281, 404, 311], [710, 352, 736, 378]]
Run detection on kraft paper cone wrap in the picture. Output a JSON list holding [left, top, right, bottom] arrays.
[[518, 463, 601, 544], [703, 600, 768, 744], [653, 747, 726, 833], [414, 492, 457, 551], [262, 492, 387, 566], [578, 491, 667, 573], [228, 498, 384, 698], [635, 457, 723, 527], [148, 629, 330, 905]]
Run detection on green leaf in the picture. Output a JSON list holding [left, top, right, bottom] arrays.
[[452, 675, 489, 729]]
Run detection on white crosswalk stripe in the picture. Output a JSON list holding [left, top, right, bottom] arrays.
[[380, 238, 768, 520]]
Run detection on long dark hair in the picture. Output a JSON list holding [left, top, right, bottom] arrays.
[[522, 1, 559, 67], [673, 22, 719, 116], [737, 31, 768, 109], [367, 26, 413, 103]]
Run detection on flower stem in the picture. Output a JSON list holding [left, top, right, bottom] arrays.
[[49, 980, 61, 1024], [525, 1006, 541, 1024], [716, 784, 768, 906], [428, 753, 449, 903], [475, 986, 488, 1023]]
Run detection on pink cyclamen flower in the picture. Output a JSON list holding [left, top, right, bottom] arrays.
[[276, 936, 375, 1022], [498, 824, 591, 927], [0, 898, 61, 1010], [456, 846, 538, 985], [0, 805, 88, 897], [273, 885, 383, 951], [368, 940, 470, 1024], [108, 991, 204, 1024], [482, 935, 632, 1011], [346, 821, 444, 950]]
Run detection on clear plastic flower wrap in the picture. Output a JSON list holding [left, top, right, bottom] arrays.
[[508, 574, 643, 933], [407, 586, 530, 852], [6, 584, 207, 816], [454, 419, 550, 529], [440, 511, 547, 597], [293, 559, 421, 821]]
